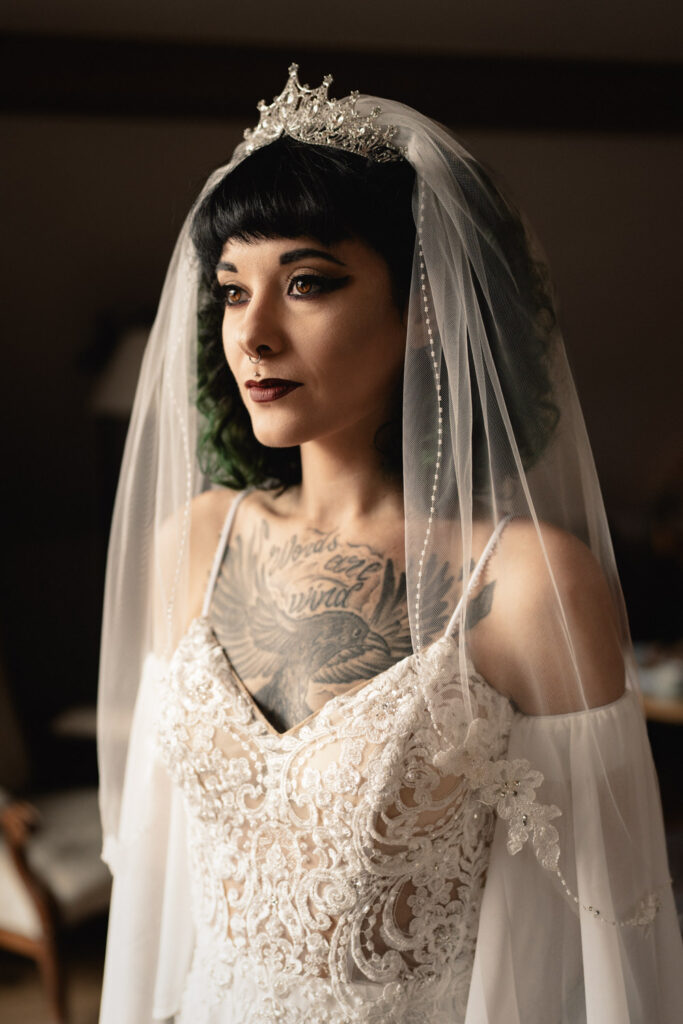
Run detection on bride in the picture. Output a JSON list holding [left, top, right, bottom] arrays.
[[98, 66, 683, 1022]]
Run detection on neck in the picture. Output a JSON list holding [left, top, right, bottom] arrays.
[[297, 418, 402, 527]]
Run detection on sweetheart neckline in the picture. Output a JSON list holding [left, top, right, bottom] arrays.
[[178, 616, 515, 744], [188, 615, 455, 741]]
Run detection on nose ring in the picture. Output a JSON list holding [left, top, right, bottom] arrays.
[[248, 351, 262, 364]]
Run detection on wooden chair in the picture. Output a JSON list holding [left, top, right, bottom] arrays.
[[0, 661, 111, 1023]]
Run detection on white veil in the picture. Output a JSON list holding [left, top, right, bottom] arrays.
[[98, 73, 683, 1022]]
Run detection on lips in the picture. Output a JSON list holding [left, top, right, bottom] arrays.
[[245, 378, 302, 403]]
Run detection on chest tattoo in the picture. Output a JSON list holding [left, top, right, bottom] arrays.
[[209, 518, 458, 733]]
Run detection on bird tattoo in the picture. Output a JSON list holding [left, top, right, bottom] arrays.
[[210, 521, 453, 732]]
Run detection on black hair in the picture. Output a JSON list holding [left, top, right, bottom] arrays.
[[190, 134, 558, 494], [191, 136, 415, 489]]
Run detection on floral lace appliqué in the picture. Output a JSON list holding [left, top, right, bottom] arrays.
[[156, 620, 661, 1023], [477, 757, 561, 870], [453, 715, 662, 931], [156, 620, 515, 1023]]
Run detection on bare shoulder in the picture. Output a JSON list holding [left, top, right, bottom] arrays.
[[189, 487, 240, 550], [155, 488, 242, 626], [187, 488, 242, 617], [470, 519, 626, 714], [496, 518, 608, 602]]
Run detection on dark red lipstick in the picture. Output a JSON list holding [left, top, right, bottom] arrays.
[[245, 378, 302, 403]]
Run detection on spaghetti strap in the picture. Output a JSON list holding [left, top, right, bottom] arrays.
[[444, 516, 512, 637], [201, 490, 251, 617]]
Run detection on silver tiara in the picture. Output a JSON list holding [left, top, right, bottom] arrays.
[[243, 64, 404, 164]]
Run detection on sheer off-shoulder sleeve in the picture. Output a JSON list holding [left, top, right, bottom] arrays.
[[466, 691, 683, 1024], [99, 655, 194, 1023]]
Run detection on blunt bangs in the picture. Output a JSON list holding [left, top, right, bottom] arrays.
[[190, 137, 417, 306]]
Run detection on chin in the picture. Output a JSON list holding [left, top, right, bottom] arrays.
[[249, 417, 310, 450]]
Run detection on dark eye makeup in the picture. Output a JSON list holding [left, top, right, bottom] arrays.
[[213, 272, 351, 307], [287, 273, 351, 299]]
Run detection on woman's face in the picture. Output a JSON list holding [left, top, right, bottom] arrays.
[[216, 235, 406, 452]]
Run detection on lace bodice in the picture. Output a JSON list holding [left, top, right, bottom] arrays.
[[150, 498, 669, 1024], [156, 616, 517, 1023]]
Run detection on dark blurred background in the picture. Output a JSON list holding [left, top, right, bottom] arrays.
[[0, 3, 682, 1018]]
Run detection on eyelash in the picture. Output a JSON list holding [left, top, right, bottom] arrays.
[[216, 273, 349, 307]]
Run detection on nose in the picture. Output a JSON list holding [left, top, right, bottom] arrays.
[[227, 290, 284, 365]]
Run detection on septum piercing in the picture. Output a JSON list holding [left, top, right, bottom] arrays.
[[248, 351, 262, 364]]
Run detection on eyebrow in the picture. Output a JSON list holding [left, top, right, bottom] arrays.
[[280, 247, 346, 266], [216, 247, 346, 273]]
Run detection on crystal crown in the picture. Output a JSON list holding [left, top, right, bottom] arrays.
[[243, 64, 404, 163]]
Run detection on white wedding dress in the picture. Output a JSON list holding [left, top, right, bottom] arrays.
[[100, 502, 683, 1024]]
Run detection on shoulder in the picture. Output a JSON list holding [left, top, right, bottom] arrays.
[[188, 488, 243, 616], [189, 487, 240, 550], [156, 488, 243, 626], [497, 518, 607, 605], [469, 519, 626, 715]]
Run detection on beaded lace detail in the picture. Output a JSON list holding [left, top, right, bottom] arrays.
[[157, 618, 514, 1022], [156, 619, 662, 1021]]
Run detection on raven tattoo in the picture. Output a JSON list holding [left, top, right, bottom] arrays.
[[209, 525, 453, 732]]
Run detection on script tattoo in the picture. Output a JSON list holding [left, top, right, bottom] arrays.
[[265, 530, 383, 615], [209, 518, 454, 733]]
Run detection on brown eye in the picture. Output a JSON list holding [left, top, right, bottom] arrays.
[[292, 277, 313, 295], [287, 273, 348, 299], [225, 285, 245, 306]]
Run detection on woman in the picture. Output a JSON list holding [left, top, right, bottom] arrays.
[[98, 66, 683, 1022]]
